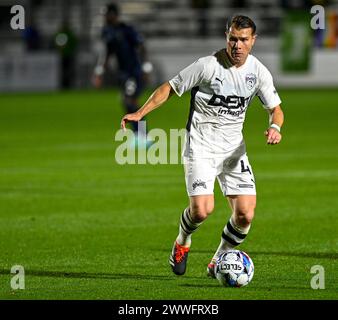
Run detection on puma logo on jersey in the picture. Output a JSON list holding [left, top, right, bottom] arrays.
[[215, 77, 225, 85]]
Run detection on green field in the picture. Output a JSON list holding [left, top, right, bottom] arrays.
[[0, 88, 337, 300]]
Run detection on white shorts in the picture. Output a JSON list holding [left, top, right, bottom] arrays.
[[183, 153, 256, 196]]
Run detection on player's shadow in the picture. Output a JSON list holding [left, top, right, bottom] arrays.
[[0, 269, 181, 281], [189, 250, 338, 260], [180, 283, 222, 289]]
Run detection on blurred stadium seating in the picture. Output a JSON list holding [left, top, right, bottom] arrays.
[[0, 0, 337, 91]]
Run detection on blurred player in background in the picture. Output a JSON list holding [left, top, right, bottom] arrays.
[[121, 15, 284, 278], [93, 3, 153, 138], [54, 21, 77, 89]]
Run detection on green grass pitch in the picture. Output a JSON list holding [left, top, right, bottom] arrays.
[[0, 88, 337, 300]]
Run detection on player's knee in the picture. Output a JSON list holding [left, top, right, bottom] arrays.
[[234, 200, 256, 227], [235, 207, 255, 227], [190, 202, 214, 222]]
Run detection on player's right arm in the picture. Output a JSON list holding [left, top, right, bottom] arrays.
[[121, 57, 209, 129], [121, 82, 175, 130]]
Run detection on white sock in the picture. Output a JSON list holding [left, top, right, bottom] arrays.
[[176, 207, 202, 247], [211, 215, 251, 262]]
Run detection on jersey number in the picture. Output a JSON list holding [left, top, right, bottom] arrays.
[[240, 160, 251, 175]]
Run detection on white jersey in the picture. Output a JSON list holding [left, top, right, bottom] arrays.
[[169, 49, 281, 158]]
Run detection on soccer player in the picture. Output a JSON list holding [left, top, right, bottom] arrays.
[[121, 15, 284, 277], [94, 3, 152, 136]]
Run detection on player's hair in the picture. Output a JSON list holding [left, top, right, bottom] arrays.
[[228, 15, 256, 35], [106, 3, 119, 16]]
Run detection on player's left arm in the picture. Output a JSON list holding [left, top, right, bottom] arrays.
[[129, 26, 153, 75], [265, 105, 284, 145]]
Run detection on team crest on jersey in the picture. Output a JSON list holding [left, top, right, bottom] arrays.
[[245, 73, 257, 90]]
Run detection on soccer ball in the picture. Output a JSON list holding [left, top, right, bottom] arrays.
[[215, 250, 254, 287]]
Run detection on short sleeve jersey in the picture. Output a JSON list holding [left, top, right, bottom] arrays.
[[169, 49, 281, 158]]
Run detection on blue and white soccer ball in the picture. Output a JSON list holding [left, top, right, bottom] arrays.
[[215, 250, 254, 287]]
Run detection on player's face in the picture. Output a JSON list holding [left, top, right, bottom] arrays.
[[226, 27, 256, 67], [106, 12, 118, 25]]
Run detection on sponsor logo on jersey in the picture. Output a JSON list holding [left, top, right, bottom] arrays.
[[207, 94, 251, 117], [245, 73, 257, 90]]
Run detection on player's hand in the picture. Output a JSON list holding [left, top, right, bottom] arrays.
[[264, 128, 282, 145], [121, 112, 143, 130], [93, 75, 103, 89]]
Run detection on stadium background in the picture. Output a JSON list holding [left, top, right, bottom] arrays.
[[0, 0, 337, 300]]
